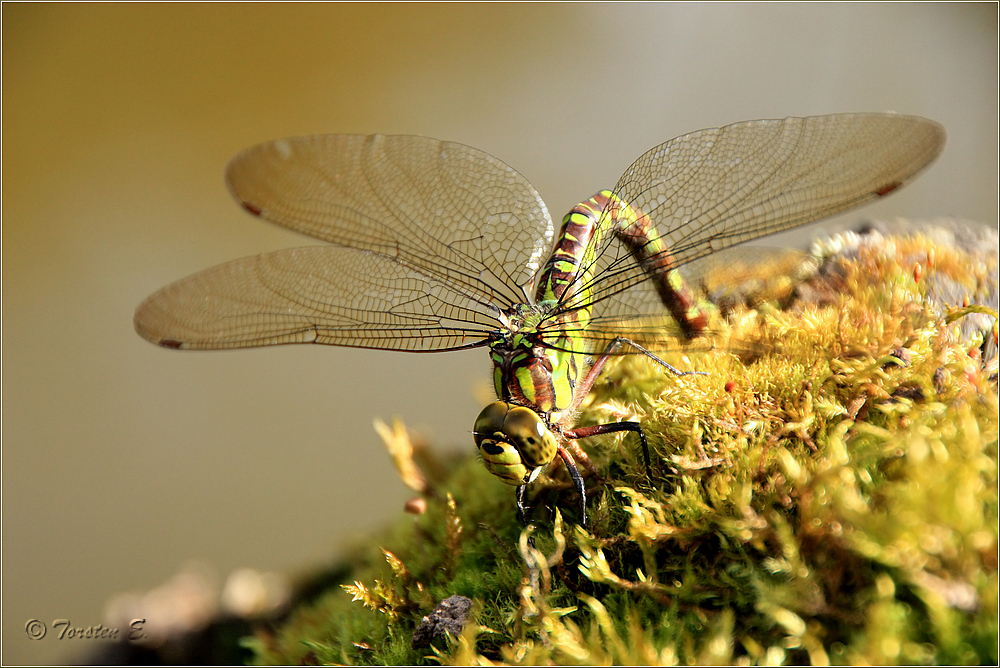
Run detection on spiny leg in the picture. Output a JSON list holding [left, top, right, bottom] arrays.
[[617, 336, 709, 378], [515, 483, 528, 526], [556, 336, 694, 487], [556, 445, 587, 526], [515, 446, 587, 526], [564, 439, 601, 479], [565, 336, 705, 416], [565, 421, 651, 479], [535, 339, 699, 526]]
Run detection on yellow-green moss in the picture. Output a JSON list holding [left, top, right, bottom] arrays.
[[246, 225, 997, 666]]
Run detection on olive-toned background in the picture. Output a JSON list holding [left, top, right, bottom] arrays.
[[3, 4, 996, 664]]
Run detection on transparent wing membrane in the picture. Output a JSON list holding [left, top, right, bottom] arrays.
[[137, 134, 554, 350], [545, 114, 945, 352], [225, 134, 554, 307], [136, 115, 945, 358], [134, 246, 499, 351]]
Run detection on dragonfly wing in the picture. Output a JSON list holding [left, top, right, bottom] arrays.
[[555, 113, 945, 348], [134, 246, 500, 351], [225, 134, 554, 308]]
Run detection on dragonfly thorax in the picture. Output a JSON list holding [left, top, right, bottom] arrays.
[[494, 300, 557, 333], [488, 318, 585, 424]]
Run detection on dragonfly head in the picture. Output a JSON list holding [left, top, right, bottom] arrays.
[[473, 401, 558, 486]]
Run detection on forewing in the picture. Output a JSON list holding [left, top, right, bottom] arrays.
[[225, 134, 554, 308], [553, 113, 945, 349], [134, 246, 500, 351]]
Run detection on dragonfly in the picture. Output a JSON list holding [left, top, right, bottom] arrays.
[[134, 113, 945, 525]]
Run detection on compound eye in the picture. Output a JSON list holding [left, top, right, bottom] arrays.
[[503, 406, 557, 468], [502, 406, 543, 439], [473, 401, 512, 447], [473, 403, 532, 486]]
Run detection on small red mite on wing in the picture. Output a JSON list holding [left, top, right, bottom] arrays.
[[242, 202, 263, 216], [160, 339, 184, 349]]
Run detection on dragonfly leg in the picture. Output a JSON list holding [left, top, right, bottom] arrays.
[[515, 483, 528, 526], [565, 422, 651, 479], [563, 439, 601, 478], [613, 336, 708, 378], [567, 336, 705, 416], [556, 445, 587, 526], [516, 448, 588, 526]]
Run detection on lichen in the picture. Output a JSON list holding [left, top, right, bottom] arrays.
[[245, 222, 998, 666]]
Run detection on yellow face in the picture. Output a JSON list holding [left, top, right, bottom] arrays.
[[473, 402, 558, 486]]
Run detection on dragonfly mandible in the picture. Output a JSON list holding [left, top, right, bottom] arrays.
[[134, 113, 945, 525]]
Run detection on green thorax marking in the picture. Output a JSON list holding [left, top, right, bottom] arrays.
[[489, 302, 580, 420]]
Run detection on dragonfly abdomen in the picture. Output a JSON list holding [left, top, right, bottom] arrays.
[[537, 191, 709, 339], [535, 196, 603, 305], [603, 192, 709, 339]]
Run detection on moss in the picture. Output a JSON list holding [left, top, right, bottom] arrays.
[[247, 223, 997, 666]]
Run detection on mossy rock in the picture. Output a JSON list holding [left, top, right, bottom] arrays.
[[247, 221, 997, 666]]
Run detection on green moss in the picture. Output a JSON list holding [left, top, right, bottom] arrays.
[[248, 226, 997, 665]]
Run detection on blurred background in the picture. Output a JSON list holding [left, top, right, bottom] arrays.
[[3, 4, 996, 664]]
